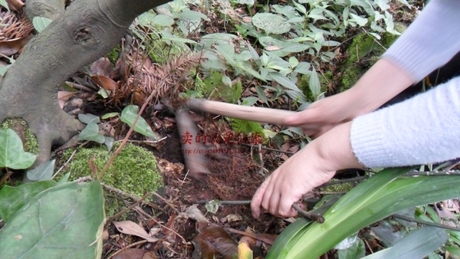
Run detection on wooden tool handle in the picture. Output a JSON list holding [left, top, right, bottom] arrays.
[[186, 98, 297, 125]]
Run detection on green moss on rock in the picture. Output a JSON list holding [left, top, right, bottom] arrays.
[[1, 118, 38, 154], [61, 143, 163, 216]]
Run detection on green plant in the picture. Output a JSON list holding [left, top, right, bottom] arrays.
[[268, 168, 460, 258], [0, 129, 105, 259], [78, 105, 158, 150]]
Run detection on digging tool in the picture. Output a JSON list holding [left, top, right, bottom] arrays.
[[186, 98, 298, 125]]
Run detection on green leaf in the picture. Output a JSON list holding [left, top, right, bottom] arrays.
[[337, 236, 365, 259], [101, 112, 119, 120], [32, 17, 53, 32], [78, 113, 101, 124], [104, 136, 114, 151], [0, 129, 36, 169], [252, 13, 291, 35], [26, 159, 55, 181], [309, 69, 321, 97], [269, 73, 301, 92], [268, 168, 460, 259], [0, 0, 9, 10], [120, 105, 157, 139], [363, 227, 448, 259], [0, 181, 56, 222], [0, 181, 105, 259], [78, 122, 105, 144], [349, 14, 368, 26], [151, 14, 174, 26]]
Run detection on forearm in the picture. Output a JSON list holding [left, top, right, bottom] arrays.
[[342, 58, 414, 119], [351, 77, 460, 168], [383, 0, 460, 82], [310, 121, 362, 172]]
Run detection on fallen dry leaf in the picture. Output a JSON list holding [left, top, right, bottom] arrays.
[[6, 0, 24, 11], [91, 57, 112, 77], [57, 91, 76, 109], [0, 35, 32, 56], [113, 221, 158, 243], [91, 75, 118, 91], [192, 224, 238, 259]]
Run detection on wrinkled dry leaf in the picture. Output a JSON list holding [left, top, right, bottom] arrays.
[[226, 214, 242, 223], [193, 225, 238, 259], [6, 0, 24, 11], [91, 75, 118, 91], [91, 57, 112, 77], [57, 91, 76, 109], [0, 35, 31, 56], [185, 204, 209, 223], [113, 221, 158, 243]]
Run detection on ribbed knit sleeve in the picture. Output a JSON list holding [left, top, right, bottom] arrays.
[[351, 77, 460, 168], [383, 0, 460, 82]]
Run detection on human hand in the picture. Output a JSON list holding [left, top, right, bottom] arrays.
[[251, 122, 362, 218], [251, 146, 335, 217], [284, 58, 414, 138]]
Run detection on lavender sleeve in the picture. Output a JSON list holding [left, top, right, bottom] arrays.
[[383, 0, 460, 82], [351, 78, 460, 167], [350, 0, 460, 168]]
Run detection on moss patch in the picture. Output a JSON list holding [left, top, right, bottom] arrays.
[[1, 118, 38, 154], [338, 27, 404, 92], [61, 143, 163, 217]]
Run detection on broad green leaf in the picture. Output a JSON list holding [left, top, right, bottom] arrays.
[[242, 97, 259, 106], [151, 14, 174, 26], [104, 136, 114, 151], [101, 112, 119, 120], [337, 236, 365, 259], [26, 159, 55, 181], [231, 0, 254, 5], [349, 14, 368, 26], [32, 17, 53, 32], [180, 10, 209, 21], [0, 181, 105, 259], [0, 181, 56, 222], [78, 122, 105, 144], [309, 69, 321, 97], [252, 13, 291, 35], [0, 0, 8, 10], [0, 129, 36, 169], [268, 168, 460, 259], [120, 105, 157, 139], [78, 113, 100, 124], [269, 73, 301, 92], [363, 227, 448, 259]]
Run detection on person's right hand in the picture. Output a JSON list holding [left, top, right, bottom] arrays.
[[284, 58, 414, 138], [283, 92, 357, 138]]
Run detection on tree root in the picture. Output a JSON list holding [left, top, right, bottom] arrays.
[[0, 0, 169, 168]]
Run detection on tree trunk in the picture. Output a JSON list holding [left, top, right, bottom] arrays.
[[0, 0, 169, 164]]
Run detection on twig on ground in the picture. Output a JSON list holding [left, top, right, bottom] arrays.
[[195, 199, 325, 223], [101, 183, 159, 210], [151, 190, 179, 213], [52, 148, 79, 179], [106, 192, 150, 223], [292, 203, 324, 223], [134, 206, 187, 251]]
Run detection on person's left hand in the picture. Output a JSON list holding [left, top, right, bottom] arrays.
[[251, 121, 362, 218], [250, 143, 335, 217]]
